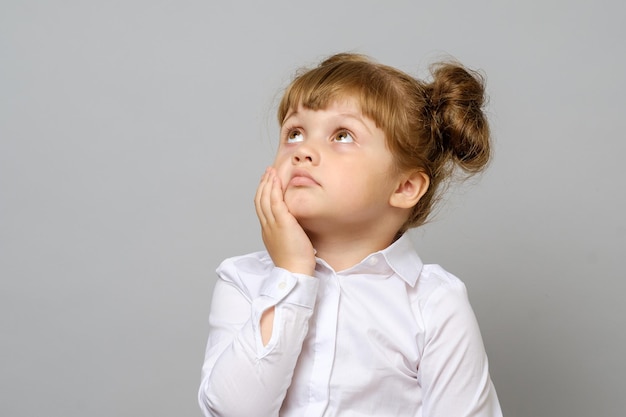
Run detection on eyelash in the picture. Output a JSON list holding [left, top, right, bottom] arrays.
[[282, 127, 356, 143], [333, 130, 354, 143], [285, 128, 304, 143]]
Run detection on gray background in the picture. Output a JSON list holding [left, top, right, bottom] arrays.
[[1, 1, 624, 416]]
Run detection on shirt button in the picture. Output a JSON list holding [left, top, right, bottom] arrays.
[[368, 257, 378, 266], [278, 282, 287, 290]]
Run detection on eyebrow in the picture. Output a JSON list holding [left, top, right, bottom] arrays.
[[338, 113, 373, 133], [282, 110, 374, 135]]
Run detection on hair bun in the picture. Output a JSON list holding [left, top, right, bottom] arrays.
[[427, 63, 490, 174]]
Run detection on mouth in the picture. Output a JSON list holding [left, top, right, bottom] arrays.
[[288, 169, 320, 187]]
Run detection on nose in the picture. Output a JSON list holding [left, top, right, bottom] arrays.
[[292, 143, 319, 165]]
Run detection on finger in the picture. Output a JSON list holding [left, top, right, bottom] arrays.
[[259, 169, 276, 224], [254, 169, 271, 224], [254, 170, 266, 217], [269, 175, 289, 222]]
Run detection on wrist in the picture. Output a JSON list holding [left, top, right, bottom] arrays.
[[277, 261, 315, 276]]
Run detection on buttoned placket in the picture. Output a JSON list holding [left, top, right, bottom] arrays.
[[305, 266, 341, 416]]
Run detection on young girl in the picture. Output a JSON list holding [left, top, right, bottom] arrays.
[[199, 53, 502, 417]]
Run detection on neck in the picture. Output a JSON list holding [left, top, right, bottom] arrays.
[[306, 228, 399, 272]]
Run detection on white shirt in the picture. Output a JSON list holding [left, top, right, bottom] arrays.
[[198, 234, 502, 417]]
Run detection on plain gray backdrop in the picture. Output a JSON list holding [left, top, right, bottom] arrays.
[[1, 1, 624, 416]]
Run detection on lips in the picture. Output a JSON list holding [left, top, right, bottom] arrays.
[[288, 169, 320, 187]]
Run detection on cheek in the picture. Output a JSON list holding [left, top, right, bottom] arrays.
[[272, 146, 291, 166], [272, 154, 291, 186]]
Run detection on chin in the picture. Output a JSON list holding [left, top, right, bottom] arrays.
[[284, 203, 318, 225], [285, 202, 315, 219], [285, 189, 312, 208]]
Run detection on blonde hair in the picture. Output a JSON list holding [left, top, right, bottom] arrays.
[[278, 53, 491, 231]]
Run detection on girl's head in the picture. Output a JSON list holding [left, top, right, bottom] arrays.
[[278, 53, 491, 232]]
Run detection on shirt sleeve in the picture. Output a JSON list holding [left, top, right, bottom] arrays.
[[198, 261, 319, 417], [417, 278, 502, 417]]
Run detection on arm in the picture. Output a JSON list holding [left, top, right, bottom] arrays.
[[254, 167, 316, 343], [418, 279, 502, 417], [198, 264, 318, 417], [198, 167, 317, 417]]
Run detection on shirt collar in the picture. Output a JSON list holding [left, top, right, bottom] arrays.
[[316, 233, 424, 287], [324, 233, 423, 287], [378, 232, 423, 287]]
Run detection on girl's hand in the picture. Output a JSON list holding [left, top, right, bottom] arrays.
[[254, 167, 316, 275]]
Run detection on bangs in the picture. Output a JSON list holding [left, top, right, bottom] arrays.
[[277, 58, 408, 136]]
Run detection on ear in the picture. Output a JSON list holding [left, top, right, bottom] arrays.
[[389, 171, 430, 209]]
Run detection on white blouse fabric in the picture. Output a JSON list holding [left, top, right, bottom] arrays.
[[198, 234, 502, 417]]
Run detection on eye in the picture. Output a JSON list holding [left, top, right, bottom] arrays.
[[286, 129, 304, 143], [333, 130, 355, 143]]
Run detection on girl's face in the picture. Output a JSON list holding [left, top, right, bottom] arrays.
[[273, 97, 404, 236]]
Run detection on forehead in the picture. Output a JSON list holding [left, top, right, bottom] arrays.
[[278, 74, 393, 136], [283, 96, 363, 120]]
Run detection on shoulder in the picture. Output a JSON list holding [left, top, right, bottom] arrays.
[[215, 251, 274, 301], [406, 264, 484, 351], [410, 264, 473, 319], [414, 264, 468, 299]]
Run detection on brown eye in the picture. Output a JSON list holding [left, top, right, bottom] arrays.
[[334, 131, 354, 143], [287, 130, 304, 143]]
